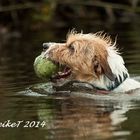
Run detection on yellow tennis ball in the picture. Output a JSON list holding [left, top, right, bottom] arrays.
[[34, 55, 58, 80]]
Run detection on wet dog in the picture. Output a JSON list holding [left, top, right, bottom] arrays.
[[42, 31, 140, 92]]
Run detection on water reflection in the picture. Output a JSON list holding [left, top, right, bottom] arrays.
[[1, 92, 137, 140], [38, 97, 126, 139]]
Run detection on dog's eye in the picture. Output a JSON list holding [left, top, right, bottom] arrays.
[[68, 44, 75, 52]]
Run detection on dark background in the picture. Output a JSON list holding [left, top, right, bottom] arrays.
[[0, 0, 140, 31]]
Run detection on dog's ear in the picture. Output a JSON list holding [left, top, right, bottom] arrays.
[[93, 56, 116, 81]]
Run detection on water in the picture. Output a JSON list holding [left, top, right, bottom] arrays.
[[0, 21, 140, 140]]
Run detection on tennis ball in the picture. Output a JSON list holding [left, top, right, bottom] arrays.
[[34, 55, 58, 80]]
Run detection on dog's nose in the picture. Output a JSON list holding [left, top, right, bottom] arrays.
[[43, 43, 50, 50]]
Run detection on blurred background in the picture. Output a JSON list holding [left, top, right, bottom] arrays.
[[0, 1, 140, 140], [0, 0, 140, 30]]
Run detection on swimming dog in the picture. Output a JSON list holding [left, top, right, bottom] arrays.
[[42, 31, 140, 92]]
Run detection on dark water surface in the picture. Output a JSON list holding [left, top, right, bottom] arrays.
[[0, 21, 140, 140]]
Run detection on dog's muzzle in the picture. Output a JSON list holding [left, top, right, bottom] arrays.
[[42, 42, 57, 58], [43, 42, 57, 50]]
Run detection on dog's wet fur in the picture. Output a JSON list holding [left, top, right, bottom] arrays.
[[42, 31, 140, 92]]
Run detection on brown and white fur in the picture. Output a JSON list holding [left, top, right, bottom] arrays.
[[42, 31, 140, 92]]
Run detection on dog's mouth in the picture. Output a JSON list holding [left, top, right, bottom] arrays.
[[51, 61, 72, 81]]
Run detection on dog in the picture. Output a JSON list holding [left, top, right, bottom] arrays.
[[42, 31, 140, 93]]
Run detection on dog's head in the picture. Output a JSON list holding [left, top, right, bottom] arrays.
[[42, 31, 116, 82]]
